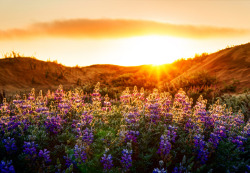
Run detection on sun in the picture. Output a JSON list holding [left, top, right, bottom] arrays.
[[112, 35, 189, 66]]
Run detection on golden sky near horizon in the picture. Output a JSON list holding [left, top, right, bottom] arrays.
[[0, 0, 250, 66]]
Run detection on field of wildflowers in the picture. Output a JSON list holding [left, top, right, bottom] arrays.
[[0, 83, 249, 173]]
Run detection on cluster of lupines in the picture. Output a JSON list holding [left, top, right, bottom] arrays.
[[0, 116, 22, 136], [208, 125, 227, 148], [44, 115, 64, 134], [229, 135, 247, 151], [0, 84, 249, 172], [173, 89, 192, 114], [145, 89, 162, 124], [63, 154, 73, 168]]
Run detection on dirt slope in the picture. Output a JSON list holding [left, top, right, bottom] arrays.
[[185, 43, 250, 90]]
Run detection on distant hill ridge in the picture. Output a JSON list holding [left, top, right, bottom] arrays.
[[0, 43, 249, 94]]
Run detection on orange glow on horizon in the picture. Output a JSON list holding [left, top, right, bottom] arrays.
[[1, 35, 250, 67]]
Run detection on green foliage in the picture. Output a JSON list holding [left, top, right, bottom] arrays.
[[216, 93, 250, 122], [209, 140, 249, 173], [168, 71, 217, 90]]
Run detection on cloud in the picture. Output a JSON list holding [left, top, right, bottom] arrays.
[[0, 19, 249, 40]]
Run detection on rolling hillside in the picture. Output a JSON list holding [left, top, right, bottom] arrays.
[[0, 43, 249, 95]]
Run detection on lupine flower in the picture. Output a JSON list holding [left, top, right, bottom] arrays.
[[23, 141, 38, 160], [0, 160, 15, 173], [2, 137, 17, 153], [124, 130, 139, 144], [81, 112, 93, 126], [208, 132, 221, 148], [124, 112, 140, 125], [38, 149, 51, 163], [153, 160, 167, 173], [74, 144, 87, 164], [76, 127, 95, 146], [100, 153, 113, 171], [102, 94, 112, 111], [168, 126, 177, 143], [194, 135, 209, 164], [153, 168, 167, 173], [121, 149, 132, 172], [158, 135, 171, 158], [63, 155, 73, 168], [158, 127, 177, 159], [243, 121, 250, 137]]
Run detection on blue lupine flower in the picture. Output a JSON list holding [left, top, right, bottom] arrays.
[[2, 137, 17, 153], [121, 149, 132, 172], [23, 141, 38, 160], [74, 144, 87, 164], [38, 149, 51, 163], [100, 153, 113, 171], [0, 160, 15, 173], [194, 135, 209, 164], [153, 168, 167, 173]]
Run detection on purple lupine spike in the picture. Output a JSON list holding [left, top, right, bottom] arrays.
[[2, 137, 17, 153], [100, 153, 113, 171], [23, 141, 38, 160], [38, 149, 51, 163], [74, 144, 87, 164], [194, 135, 209, 164], [121, 149, 132, 172], [0, 160, 15, 173]]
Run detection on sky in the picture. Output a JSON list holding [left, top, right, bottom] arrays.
[[0, 0, 250, 66]]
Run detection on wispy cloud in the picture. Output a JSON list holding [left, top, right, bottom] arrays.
[[0, 19, 249, 40]]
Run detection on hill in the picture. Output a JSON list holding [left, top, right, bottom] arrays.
[[0, 43, 249, 96], [0, 57, 147, 94], [182, 43, 250, 90]]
